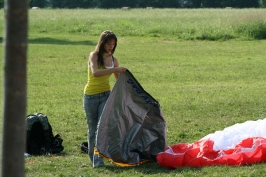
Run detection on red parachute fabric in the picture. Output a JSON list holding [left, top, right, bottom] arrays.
[[156, 118, 266, 168]]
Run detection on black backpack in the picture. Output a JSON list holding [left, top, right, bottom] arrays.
[[26, 113, 64, 155]]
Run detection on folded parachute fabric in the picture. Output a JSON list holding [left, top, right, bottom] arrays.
[[96, 69, 167, 166], [156, 118, 266, 168]]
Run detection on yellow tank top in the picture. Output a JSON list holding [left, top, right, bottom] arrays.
[[84, 66, 112, 95]]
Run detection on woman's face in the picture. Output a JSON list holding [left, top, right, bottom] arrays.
[[104, 39, 116, 54]]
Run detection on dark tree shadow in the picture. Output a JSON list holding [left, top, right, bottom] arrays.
[[0, 37, 96, 46], [28, 37, 96, 45]]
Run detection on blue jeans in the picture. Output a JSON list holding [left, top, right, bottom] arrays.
[[83, 91, 110, 167]]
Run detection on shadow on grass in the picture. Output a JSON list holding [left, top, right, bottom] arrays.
[[29, 37, 96, 45], [0, 37, 96, 46], [104, 161, 202, 175]]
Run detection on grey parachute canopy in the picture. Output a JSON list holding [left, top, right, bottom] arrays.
[[96, 69, 166, 166]]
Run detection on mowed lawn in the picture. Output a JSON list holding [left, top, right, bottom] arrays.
[[1, 8, 266, 176]]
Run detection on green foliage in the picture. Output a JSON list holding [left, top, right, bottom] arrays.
[[261, 0, 266, 7], [29, 0, 48, 8], [235, 21, 266, 39], [1, 9, 266, 176], [32, 0, 264, 8], [18, 8, 266, 41], [220, 0, 260, 7], [230, 12, 266, 39], [2, 0, 264, 8]]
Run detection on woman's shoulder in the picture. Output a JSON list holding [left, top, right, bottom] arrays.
[[90, 51, 98, 57], [89, 52, 99, 65]]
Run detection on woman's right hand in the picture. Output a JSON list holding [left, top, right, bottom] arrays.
[[115, 67, 127, 73]]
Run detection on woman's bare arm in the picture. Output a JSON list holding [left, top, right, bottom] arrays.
[[89, 52, 126, 77]]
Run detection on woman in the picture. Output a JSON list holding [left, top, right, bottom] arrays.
[[83, 30, 126, 167]]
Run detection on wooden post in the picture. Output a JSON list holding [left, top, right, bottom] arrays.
[[1, 0, 28, 176]]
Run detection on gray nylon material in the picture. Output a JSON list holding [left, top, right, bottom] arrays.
[[96, 70, 166, 165]]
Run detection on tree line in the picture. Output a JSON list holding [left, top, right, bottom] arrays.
[[30, 0, 266, 8], [0, 0, 265, 8]]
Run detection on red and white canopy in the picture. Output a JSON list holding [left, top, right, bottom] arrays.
[[156, 118, 266, 168]]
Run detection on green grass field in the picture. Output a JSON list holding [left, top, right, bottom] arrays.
[[1, 8, 266, 176]]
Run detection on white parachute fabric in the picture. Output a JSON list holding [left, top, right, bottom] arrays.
[[202, 118, 266, 151], [96, 70, 166, 166]]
